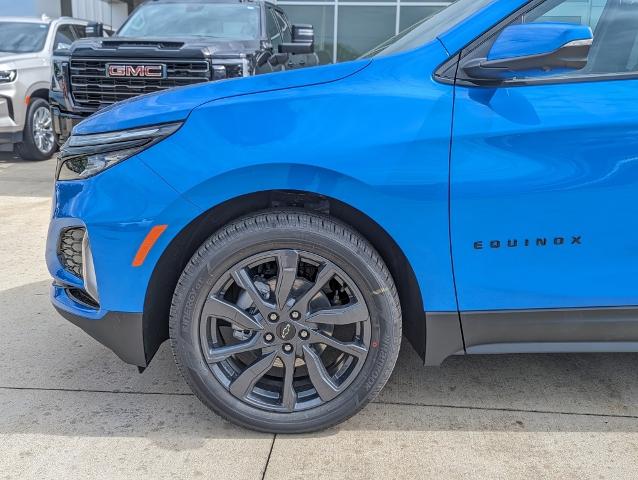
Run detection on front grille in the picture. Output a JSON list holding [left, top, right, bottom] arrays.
[[58, 227, 85, 278], [69, 58, 211, 107]]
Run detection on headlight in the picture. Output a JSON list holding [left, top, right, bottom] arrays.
[[57, 123, 182, 181], [51, 60, 67, 92], [0, 70, 16, 83]]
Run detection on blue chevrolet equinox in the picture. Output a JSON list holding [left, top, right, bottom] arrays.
[[47, 0, 638, 432]]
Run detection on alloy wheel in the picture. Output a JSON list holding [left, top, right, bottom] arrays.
[[32, 106, 54, 154], [199, 249, 371, 413]]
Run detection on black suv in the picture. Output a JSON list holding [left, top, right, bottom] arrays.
[[50, 0, 315, 144]]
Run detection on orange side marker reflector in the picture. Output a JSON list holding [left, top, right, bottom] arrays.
[[25, 95, 30, 105], [132, 225, 168, 267]]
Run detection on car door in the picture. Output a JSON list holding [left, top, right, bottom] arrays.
[[450, 0, 638, 349]]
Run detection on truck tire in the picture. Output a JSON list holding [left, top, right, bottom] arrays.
[[169, 210, 402, 433], [16, 98, 57, 161]]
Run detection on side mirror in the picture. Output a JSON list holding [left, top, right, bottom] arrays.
[[463, 22, 593, 83], [279, 24, 314, 55], [85, 22, 104, 37]]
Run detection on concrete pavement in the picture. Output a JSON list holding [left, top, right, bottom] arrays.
[[1, 152, 637, 479]]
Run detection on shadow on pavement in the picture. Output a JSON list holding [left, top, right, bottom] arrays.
[[2, 280, 637, 438]]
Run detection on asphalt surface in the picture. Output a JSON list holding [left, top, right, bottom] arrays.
[[1, 151, 637, 479]]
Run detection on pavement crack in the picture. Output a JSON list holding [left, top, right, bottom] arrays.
[[0, 385, 194, 396], [374, 399, 638, 420], [261, 434, 276, 480]]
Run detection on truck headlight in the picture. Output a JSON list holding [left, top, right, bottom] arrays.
[[51, 60, 67, 92], [0, 70, 16, 83], [57, 123, 182, 181]]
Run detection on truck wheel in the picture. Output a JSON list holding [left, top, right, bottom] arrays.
[[169, 210, 402, 433], [16, 98, 57, 161]]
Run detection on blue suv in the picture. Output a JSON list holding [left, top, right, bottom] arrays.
[[47, 0, 638, 432]]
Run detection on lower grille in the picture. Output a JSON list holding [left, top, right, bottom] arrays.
[[58, 227, 85, 278]]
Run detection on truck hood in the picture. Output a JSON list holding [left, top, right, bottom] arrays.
[[74, 58, 372, 135], [65, 36, 262, 59]]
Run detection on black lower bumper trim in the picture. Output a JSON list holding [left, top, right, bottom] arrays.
[[51, 107, 87, 145], [54, 306, 148, 367]]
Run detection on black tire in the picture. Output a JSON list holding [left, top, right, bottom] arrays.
[[16, 98, 57, 161], [169, 210, 402, 433]]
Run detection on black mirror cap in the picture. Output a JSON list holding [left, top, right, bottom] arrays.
[[86, 22, 104, 37], [279, 42, 314, 55]]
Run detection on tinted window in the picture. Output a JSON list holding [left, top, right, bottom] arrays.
[[267, 7, 282, 49], [119, 3, 261, 39], [54, 25, 76, 51], [274, 10, 292, 43], [364, 0, 493, 58], [0, 22, 50, 53], [72, 25, 87, 39]]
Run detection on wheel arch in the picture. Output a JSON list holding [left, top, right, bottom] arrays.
[[141, 190, 427, 366]]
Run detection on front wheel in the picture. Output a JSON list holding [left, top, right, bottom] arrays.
[[169, 210, 402, 433], [16, 98, 57, 161]]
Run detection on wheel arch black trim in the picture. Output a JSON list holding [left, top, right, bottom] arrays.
[[142, 190, 430, 366]]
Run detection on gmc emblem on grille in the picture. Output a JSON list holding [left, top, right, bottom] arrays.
[[107, 64, 166, 78]]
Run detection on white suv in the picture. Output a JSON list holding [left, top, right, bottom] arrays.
[[0, 16, 93, 160]]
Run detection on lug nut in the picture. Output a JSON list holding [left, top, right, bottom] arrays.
[[290, 311, 301, 320], [268, 312, 279, 322], [282, 343, 293, 353], [264, 333, 275, 343], [299, 330, 309, 340]]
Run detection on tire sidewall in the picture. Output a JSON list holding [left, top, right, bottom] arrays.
[[18, 98, 57, 161], [170, 213, 401, 432]]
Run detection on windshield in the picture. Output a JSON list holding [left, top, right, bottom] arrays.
[[363, 0, 494, 58], [0, 22, 50, 54], [118, 3, 261, 39]]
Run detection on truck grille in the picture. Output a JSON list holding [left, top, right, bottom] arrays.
[[69, 58, 211, 107]]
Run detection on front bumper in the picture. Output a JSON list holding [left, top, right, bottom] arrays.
[[0, 94, 22, 145], [52, 286, 146, 366], [46, 154, 202, 367]]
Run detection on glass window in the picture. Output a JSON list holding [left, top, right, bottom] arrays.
[[281, 5, 334, 64], [399, 6, 440, 32], [72, 25, 87, 39], [274, 10, 292, 43], [267, 7, 282, 49], [338, 6, 396, 62], [0, 22, 50, 53], [54, 25, 76, 51], [366, 0, 491, 59], [118, 3, 261, 40]]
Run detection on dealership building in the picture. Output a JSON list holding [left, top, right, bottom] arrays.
[[5, 0, 603, 64]]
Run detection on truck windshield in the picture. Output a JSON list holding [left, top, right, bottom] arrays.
[[0, 22, 50, 54], [362, 0, 494, 58], [118, 3, 261, 40]]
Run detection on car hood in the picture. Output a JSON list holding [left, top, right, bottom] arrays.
[[0, 52, 42, 69], [74, 58, 372, 135]]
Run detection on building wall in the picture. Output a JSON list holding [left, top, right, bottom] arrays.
[[71, 0, 128, 29], [0, 0, 61, 17]]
